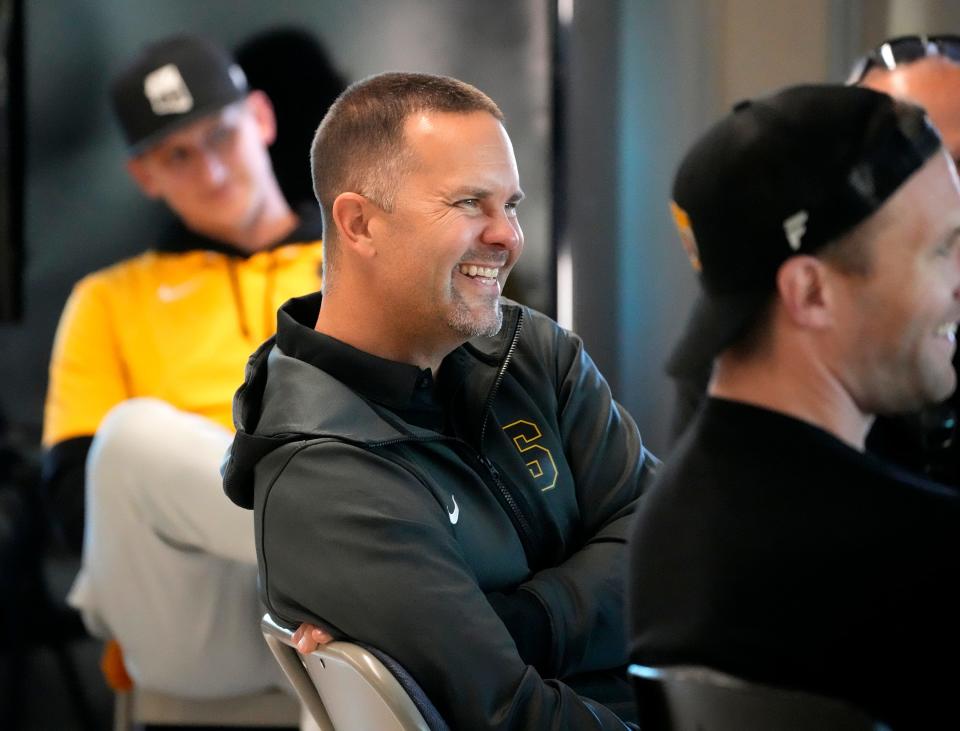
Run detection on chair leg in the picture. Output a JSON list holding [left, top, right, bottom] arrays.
[[300, 701, 323, 731], [113, 691, 133, 731]]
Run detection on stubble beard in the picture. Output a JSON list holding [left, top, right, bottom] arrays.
[[447, 288, 503, 338]]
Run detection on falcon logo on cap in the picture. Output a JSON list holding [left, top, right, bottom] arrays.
[[143, 64, 194, 116], [670, 201, 702, 272]]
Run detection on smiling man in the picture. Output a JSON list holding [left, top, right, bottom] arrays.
[[629, 85, 960, 729], [847, 35, 960, 484], [223, 72, 657, 730], [42, 35, 323, 696]]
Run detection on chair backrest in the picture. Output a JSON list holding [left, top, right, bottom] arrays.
[[260, 614, 448, 731], [628, 664, 892, 731]]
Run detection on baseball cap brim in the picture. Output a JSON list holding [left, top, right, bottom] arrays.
[[127, 92, 245, 155], [665, 288, 773, 380]]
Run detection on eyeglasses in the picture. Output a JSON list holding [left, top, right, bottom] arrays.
[[847, 34, 960, 84]]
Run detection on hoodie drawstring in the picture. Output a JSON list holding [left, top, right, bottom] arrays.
[[227, 252, 280, 344], [263, 253, 277, 338], [227, 259, 251, 341]]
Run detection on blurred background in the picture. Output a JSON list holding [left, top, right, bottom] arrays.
[[2, 0, 960, 727]]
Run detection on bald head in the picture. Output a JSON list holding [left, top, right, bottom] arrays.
[[861, 57, 960, 163]]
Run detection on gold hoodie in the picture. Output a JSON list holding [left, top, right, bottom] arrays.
[[43, 239, 322, 446]]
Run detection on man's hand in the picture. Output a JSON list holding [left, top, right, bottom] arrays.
[[291, 623, 333, 654]]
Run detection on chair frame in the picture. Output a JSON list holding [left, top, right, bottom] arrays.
[[628, 664, 891, 731], [260, 614, 430, 731], [112, 685, 300, 731]]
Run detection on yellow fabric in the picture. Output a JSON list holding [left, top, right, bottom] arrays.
[[43, 241, 322, 446]]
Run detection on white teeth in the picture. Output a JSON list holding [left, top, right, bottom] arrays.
[[458, 264, 500, 279], [936, 322, 958, 342]]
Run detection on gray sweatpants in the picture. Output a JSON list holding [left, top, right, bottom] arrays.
[[68, 398, 284, 697]]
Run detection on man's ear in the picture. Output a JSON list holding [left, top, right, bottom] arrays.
[[331, 192, 378, 259], [126, 157, 160, 198], [246, 90, 277, 147], [776, 255, 834, 330]]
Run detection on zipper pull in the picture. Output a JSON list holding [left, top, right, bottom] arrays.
[[479, 454, 501, 480]]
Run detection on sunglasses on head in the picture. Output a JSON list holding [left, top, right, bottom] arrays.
[[848, 34, 960, 84]]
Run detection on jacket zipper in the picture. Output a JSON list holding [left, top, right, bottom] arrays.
[[475, 310, 537, 556], [479, 309, 523, 446], [366, 311, 537, 561], [477, 452, 536, 558]]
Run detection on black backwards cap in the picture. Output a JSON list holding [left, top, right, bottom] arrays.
[[111, 34, 248, 154], [666, 84, 942, 379]]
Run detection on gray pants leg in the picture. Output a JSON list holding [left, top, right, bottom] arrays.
[[68, 398, 283, 697]]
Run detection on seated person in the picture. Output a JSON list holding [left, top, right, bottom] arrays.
[[222, 71, 657, 729], [670, 34, 960, 478], [42, 34, 323, 696], [628, 84, 960, 729], [854, 34, 960, 483]]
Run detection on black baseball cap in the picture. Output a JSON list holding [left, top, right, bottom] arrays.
[[666, 84, 942, 380], [111, 34, 248, 154]]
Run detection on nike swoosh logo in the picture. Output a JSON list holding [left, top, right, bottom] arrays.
[[448, 495, 459, 525], [157, 280, 200, 303]]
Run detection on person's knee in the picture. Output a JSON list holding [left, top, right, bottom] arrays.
[[87, 398, 176, 499]]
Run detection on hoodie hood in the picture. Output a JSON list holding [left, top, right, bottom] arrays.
[[222, 337, 439, 508]]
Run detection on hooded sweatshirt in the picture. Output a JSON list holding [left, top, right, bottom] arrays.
[[223, 292, 657, 730]]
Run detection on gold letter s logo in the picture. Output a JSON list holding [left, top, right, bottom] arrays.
[[502, 419, 558, 492]]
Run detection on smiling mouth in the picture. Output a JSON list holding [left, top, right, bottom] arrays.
[[458, 264, 500, 279]]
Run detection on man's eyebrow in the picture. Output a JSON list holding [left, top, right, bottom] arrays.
[[450, 187, 526, 202]]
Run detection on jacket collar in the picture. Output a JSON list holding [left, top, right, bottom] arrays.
[[275, 292, 522, 415], [276, 292, 433, 413]]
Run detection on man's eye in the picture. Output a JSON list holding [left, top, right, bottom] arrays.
[[936, 238, 959, 257], [457, 199, 479, 208], [505, 201, 519, 215], [165, 148, 192, 165]]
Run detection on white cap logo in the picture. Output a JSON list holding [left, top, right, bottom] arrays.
[[783, 210, 809, 251], [143, 64, 194, 115], [228, 64, 248, 90]]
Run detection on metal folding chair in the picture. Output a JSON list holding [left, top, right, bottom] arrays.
[[260, 614, 448, 731]]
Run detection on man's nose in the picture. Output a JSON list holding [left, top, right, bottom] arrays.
[[197, 150, 228, 187], [482, 209, 522, 251]]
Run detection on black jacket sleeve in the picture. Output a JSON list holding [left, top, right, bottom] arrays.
[[512, 327, 658, 678], [40, 436, 92, 554], [259, 440, 633, 731], [485, 588, 553, 673]]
